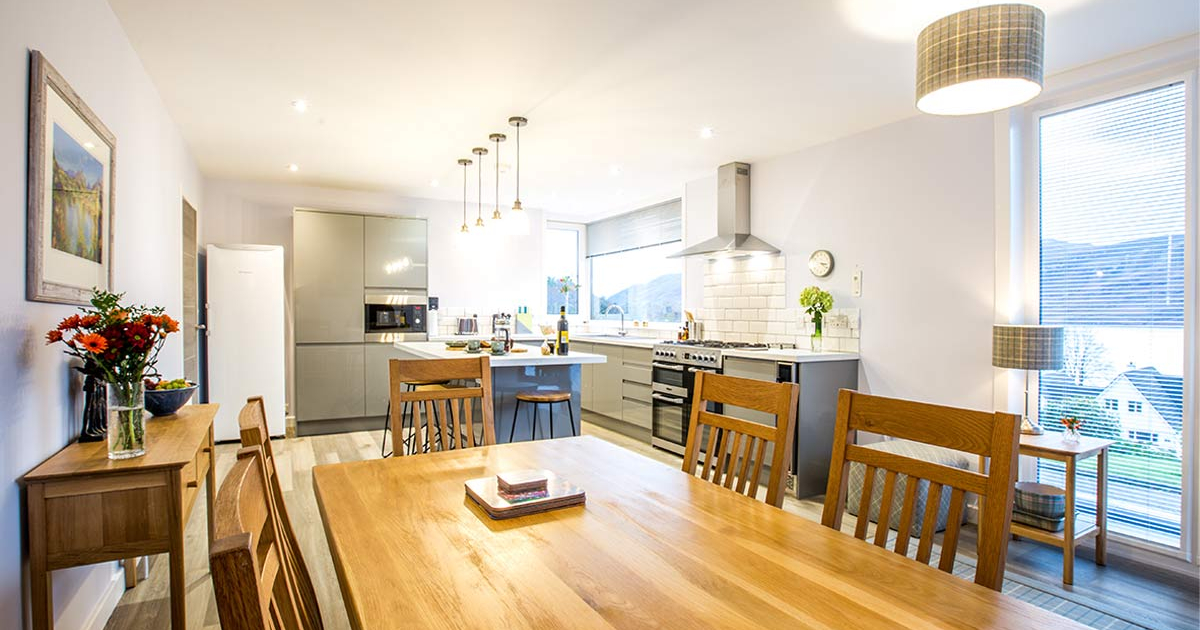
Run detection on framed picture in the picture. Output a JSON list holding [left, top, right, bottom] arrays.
[[27, 50, 115, 305]]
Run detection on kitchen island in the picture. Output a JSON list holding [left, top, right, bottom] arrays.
[[392, 341, 605, 442]]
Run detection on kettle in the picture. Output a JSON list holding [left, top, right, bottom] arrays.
[[457, 315, 479, 335]]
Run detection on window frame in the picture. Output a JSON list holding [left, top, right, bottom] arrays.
[[543, 221, 587, 317], [1021, 66, 1198, 561]]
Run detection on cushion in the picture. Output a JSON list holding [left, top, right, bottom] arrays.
[[1014, 481, 1066, 519], [845, 439, 972, 538], [1013, 508, 1068, 532]]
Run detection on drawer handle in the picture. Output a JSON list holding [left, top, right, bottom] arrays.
[[651, 362, 684, 372], [652, 393, 685, 405]]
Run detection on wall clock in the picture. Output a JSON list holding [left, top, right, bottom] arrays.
[[808, 250, 834, 277]]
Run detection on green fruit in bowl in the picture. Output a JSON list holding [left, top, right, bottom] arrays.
[[144, 378, 194, 391]]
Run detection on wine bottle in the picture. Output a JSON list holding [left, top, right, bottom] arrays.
[[556, 306, 569, 355]]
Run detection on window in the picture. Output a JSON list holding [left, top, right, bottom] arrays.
[[1036, 82, 1189, 549], [544, 225, 581, 315], [587, 201, 683, 322]]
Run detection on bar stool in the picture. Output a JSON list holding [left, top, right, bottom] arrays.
[[382, 379, 450, 457], [509, 391, 576, 442]]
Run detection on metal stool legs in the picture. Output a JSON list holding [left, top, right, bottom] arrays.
[[508, 398, 577, 442]]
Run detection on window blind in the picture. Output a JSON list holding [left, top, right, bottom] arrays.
[[586, 199, 681, 258], [1037, 82, 1188, 548]]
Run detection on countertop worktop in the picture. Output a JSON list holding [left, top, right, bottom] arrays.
[[429, 333, 545, 342], [394, 341, 606, 367], [722, 347, 860, 362], [570, 334, 660, 348]]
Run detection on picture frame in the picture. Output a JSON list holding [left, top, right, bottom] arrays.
[[27, 50, 116, 305]]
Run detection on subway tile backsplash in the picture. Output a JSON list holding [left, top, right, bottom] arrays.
[[696, 254, 859, 351]]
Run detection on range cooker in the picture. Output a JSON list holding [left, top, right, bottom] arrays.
[[649, 340, 767, 454]]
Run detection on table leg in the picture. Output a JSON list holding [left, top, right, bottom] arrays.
[[1096, 448, 1108, 566], [123, 558, 138, 589], [1063, 456, 1076, 585], [167, 473, 186, 629], [207, 427, 216, 545], [28, 483, 52, 630]]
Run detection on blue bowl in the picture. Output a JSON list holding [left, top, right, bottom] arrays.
[[145, 384, 198, 417]]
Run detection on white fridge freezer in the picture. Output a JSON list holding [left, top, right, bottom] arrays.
[[206, 244, 287, 441]]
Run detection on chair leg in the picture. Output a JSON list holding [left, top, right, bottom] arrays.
[[566, 400, 577, 437], [532, 404, 539, 441], [509, 399, 521, 443], [549, 403, 555, 440], [382, 400, 393, 458]]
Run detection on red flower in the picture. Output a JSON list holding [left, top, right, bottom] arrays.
[[140, 314, 156, 326], [45, 330, 63, 344], [57, 315, 82, 331], [125, 323, 153, 351], [74, 333, 108, 354], [79, 314, 101, 328]]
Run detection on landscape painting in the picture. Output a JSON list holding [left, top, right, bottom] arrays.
[[50, 123, 104, 263]]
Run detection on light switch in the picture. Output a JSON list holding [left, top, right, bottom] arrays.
[[852, 267, 863, 297]]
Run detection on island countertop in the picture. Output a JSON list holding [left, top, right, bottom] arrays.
[[393, 341, 607, 367]]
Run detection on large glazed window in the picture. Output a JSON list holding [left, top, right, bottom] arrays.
[[1037, 82, 1188, 548], [588, 201, 683, 323]]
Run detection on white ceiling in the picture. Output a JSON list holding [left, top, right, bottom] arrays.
[[108, 0, 1198, 220]]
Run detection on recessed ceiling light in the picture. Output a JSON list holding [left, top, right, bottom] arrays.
[[429, 179, 440, 187], [83, 141, 96, 149], [286, 163, 299, 172], [609, 164, 622, 176], [291, 99, 309, 113], [699, 127, 715, 139]]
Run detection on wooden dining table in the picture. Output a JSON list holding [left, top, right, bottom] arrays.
[[313, 436, 1084, 629]]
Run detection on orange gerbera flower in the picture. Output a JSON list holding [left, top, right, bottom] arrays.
[[79, 314, 101, 328], [57, 314, 82, 331], [74, 333, 108, 354], [113, 310, 128, 322], [45, 330, 63, 344]]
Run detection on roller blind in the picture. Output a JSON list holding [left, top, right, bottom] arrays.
[[586, 199, 681, 258], [1036, 82, 1188, 548]]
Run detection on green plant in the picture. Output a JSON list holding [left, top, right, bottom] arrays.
[[798, 286, 833, 326]]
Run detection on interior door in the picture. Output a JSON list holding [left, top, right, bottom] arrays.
[[182, 199, 199, 385]]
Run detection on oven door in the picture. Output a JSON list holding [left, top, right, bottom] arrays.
[[650, 389, 688, 455], [651, 361, 687, 390], [364, 302, 426, 342]]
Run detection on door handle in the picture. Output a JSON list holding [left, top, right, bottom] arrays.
[[687, 367, 716, 373], [652, 393, 685, 405], [652, 362, 684, 372]]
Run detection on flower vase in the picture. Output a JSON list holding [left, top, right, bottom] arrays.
[[1062, 426, 1081, 444], [77, 367, 107, 442], [811, 316, 823, 352], [107, 381, 146, 459]]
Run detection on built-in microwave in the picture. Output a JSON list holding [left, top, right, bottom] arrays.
[[365, 292, 427, 342]]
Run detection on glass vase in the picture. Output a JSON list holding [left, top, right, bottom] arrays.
[[811, 316, 823, 352], [1062, 426, 1081, 444], [107, 381, 146, 459]]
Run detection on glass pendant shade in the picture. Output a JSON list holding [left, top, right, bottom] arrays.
[[509, 116, 527, 212], [458, 158, 472, 234], [916, 4, 1044, 116], [472, 147, 487, 232], [490, 133, 505, 223]]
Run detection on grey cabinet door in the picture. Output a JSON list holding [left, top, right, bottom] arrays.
[[591, 344, 624, 420], [364, 344, 408, 417], [295, 211, 365, 343], [295, 344, 366, 421], [573, 342, 594, 410], [364, 217, 427, 289]]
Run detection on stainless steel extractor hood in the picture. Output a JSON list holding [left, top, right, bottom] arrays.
[[668, 162, 779, 259]]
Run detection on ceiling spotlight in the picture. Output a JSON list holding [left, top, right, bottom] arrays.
[[286, 163, 299, 172], [699, 127, 715, 139], [429, 179, 440, 187], [291, 99, 309, 113]]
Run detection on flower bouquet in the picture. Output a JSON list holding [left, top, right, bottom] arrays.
[[798, 286, 833, 351], [1060, 416, 1083, 444], [46, 290, 179, 459]]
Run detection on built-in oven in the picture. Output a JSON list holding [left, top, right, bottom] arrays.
[[364, 291, 427, 342], [651, 359, 720, 455]]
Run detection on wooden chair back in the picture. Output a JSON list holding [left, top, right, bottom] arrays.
[[237, 398, 323, 628], [389, 356, 496, 453], [681, 371, 799, 508], [210, 447, 321, 629], [820, 389, 1020, 591]]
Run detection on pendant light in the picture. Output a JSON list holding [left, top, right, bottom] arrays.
[[472, 147, 488, 230], [916, 4, 1044, 116], [489, 133, 506, 221], [508, 116, 527, 211], [458, 158, 472, 233]]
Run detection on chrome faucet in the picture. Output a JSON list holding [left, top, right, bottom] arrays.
[[604, 304, 627, 336]]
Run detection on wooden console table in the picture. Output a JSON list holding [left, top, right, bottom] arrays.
[[1013, 433, 1113, 585], [22, 404, 218, 630]]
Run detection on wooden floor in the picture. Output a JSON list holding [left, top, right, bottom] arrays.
[[104, 413, 1198, 630]]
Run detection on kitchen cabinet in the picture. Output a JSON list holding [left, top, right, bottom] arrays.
[[621, 398, 652, 430], [294, 211, 365, 343], [574, 342, 595, 410], [590, 344, 624, 420], [363, 344, 410, 417], [364, 216, 427, 289], [295, 344, 366, 421]]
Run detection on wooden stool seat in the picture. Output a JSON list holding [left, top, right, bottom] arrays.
[[516, 390, 571, 403]]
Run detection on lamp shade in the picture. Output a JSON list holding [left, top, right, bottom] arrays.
[[916, 4, 1044, 116], [992, 325, 1064, 371]]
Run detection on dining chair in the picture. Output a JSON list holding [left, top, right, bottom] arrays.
[[820, 389, 1020, 591], [210, 447, 323, 629], [681, 371, 799, 508], [389, 356, 496, 453], [237, 397, 323, 628]]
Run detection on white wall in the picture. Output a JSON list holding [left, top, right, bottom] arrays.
[[201, 178, 546, 412], [685, 114, 996, 410], [0, 1, 202, 628]]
